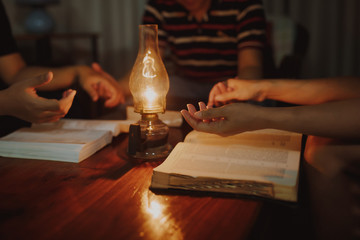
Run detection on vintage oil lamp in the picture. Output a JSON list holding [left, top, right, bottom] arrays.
[[128, 24, 172, 159]]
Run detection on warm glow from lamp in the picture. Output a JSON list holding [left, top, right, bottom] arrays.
[[147, 200, 163, 219], [140, 191, 183, 239], [143, 87, 157, 109]]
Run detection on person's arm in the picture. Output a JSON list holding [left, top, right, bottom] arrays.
[[234, 0, 265, 80], [0, 53, 125, 108], [181, 99, 360, 139], [259, 77, 360, 105], [237, 47, 263, 79], [208, 77, 360, 107]]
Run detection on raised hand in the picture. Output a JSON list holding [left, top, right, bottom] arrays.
[[2, 72, 76, 123], [84, 62, 126, 107], [207, 79, 266, 108]]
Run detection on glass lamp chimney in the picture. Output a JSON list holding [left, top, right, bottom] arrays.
[[129, 24, 169, 114]]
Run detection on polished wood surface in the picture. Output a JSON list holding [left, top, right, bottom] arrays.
[[0, 127, 262, 240]]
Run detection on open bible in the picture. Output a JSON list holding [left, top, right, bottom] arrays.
[[0, 119, 133, 163], [151, 129, 302, 202]]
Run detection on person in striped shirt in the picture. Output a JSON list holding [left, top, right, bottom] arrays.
[[142, 0, 267, 102]]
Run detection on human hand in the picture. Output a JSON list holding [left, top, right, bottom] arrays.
[[3, 72, 76, 123], [181, 102, 266, 136], [207, 78, 266, 108], [77, 63, 125, 108]]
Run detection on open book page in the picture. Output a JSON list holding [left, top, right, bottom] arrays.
[[126, 106, 183, 127], [0, 128, 112, 162], [2, 128, 110, 143], [153, 129, 302, 201], [155, 142, 300, 184], [184, 129, 301, 151], [32, 119, 134, 136]]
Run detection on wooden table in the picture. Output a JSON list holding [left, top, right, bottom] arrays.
[[0, 127, 262, 240]]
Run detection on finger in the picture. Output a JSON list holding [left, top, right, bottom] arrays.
[[187, 104, 197, 116], [95, 81, 118, 105], [198, 102, 210, 122], [208, 82, 228, 107], [207, 85, 221, 107], [62, 88, 75, 98], [215, 91, 238, 102], [95, 81, 105, 97], [82, 82, 99, 102], [217, 81, 228, 93], [59, 89, 76, 114], [91, 81, 100, 91], [181, 110, 221, 133], [91, 62, 103, 72], [98, 82, 111, 99], [103, 92, 119, 108], [94, 81, 124, 107], [98, 83, 116, 106], [198, 101, 207, 111], [107, 89, 125, 106], [214, 83, 229, 107], [181, 109, 202, 129]]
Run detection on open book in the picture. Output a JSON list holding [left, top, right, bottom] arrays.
[[151, 129, 302, 202], [0, 119, 132, 163]]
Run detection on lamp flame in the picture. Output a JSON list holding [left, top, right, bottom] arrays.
[[143, 87, 157, 108]]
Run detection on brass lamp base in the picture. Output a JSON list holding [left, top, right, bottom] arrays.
[[128, 113, 172, 160]]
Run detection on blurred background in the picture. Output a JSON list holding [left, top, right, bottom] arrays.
[[3, 0, 360, 80]]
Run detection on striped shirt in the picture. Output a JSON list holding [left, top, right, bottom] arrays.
[[142, 0, 267, 82]]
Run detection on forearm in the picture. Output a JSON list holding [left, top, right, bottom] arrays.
[[237, 48, 263, 79], [237, 66, 263, 79], [12, 65, 86, 91], [266, 99, 360, 139], [260, 77, 360, 105]]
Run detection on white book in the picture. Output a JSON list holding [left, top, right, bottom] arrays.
[[0, 119, 132, 163], [32, 119, 134, 136], [151, 129, 302, 202]]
